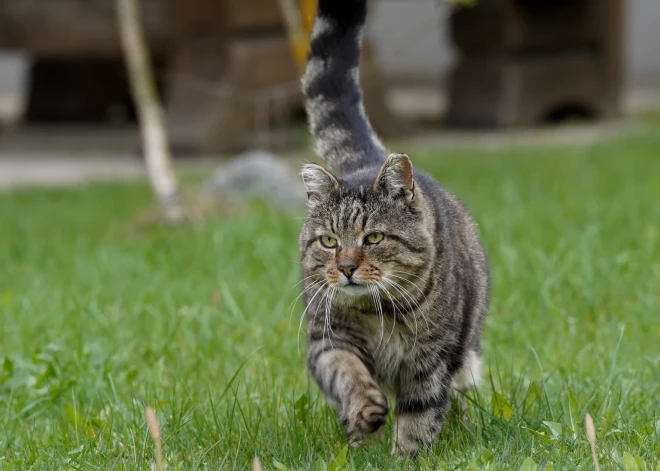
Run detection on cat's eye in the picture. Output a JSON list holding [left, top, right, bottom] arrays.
[[365, 232, 384, 245], [320, 236, 338, 248]]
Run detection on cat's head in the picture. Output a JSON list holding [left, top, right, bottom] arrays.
[[299, 154, 432, 298]]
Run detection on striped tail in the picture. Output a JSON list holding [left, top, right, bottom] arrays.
[[302, 0, 388, 176]]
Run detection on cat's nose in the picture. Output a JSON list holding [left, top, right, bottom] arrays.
[[338, 263, 358, 278]]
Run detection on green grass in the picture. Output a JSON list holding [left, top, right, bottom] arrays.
[[1, 125, 660, 471]]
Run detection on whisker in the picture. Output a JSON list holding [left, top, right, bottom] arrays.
[[388, 273, 427, 300], [382, 278, 432, 356], [317, 286, 333, 349], [385, 278, 425, 316], [367, 285, 377, 334], [383, 278, 420, 352], [387, 274, 433, 339], [290, 278, 324, 327], [375, 287, 385, 352], [382, 278, 419, 314], [289, 276, 321, 307], [391, 270, 426, 282], [325, 287, 344, 346], [388, 277, 433, 346], [290, 274, 319, 293], [369, 285, 385, 352], [376, 281, 399, 350], [297, 280, 328, 353], [315, 283, 340, 351]]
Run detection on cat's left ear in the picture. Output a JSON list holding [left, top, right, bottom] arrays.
[[375, 153, 415, 202]]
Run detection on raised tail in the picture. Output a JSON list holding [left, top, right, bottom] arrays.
[[302, 0, 388, 176]]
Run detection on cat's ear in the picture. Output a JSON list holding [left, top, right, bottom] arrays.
[[301, 164, 339, 207], [375, 153, 415, 202]]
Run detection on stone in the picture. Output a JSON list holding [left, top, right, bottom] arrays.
[[204, 150, 306, 210]]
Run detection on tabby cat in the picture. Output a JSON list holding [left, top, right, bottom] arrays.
[[298, 0, 489, 456]]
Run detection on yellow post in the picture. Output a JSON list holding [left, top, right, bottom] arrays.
[[299, 0, 317, 41], [278, 0, 318, 73]]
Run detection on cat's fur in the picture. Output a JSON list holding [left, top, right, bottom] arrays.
[[298, 0, 489, 456]]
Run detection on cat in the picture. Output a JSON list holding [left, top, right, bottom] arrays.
[[298, 0, 489, 457]]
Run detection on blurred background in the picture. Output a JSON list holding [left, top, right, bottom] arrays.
[[2, 2, 660, 468], [1, 0, 659, 190]]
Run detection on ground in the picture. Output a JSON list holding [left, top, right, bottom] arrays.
[[1, 123, 659, 470]]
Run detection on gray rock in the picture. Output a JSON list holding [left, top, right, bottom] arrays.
[[204, 150, 306, 210]]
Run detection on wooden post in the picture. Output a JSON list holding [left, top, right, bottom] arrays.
[[117, 0, 185, 224]]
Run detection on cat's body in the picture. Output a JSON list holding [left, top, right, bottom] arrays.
[[299, 0, 489, 456]]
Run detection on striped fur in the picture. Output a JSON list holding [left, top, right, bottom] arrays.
[[301, 0, 387, 175], [299, 0, 489, 457]]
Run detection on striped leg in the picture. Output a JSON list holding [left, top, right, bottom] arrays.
[[308, 345, 388, 443], [392, 369, 452, 456]]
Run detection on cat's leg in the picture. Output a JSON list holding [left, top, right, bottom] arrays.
[[308, 344, 388, 444], [391, 366, 452, 457], [451, 349, 482, 417], [452, 349, 482, 392]]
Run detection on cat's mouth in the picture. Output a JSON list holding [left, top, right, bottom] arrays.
[[337, 280, 370, 295]]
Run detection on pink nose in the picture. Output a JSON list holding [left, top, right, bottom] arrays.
[[338, 263, 358, 278]]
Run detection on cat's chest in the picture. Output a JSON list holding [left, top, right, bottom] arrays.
[[360, 313, 413, 386]]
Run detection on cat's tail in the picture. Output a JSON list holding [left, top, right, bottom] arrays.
[[302, 0, 388, 176]]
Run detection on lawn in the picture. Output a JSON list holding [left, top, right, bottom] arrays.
[[1, 125, 659, 470]]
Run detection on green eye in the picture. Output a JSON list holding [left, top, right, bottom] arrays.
[[365, 232, 384, 245], [320, 236, 338, 248]]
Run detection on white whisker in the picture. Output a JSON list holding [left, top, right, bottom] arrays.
[[391, 270, 426, 282], [318, 287, 332, 350], [315, 284, 335, 350], [383, 278, 420, 352], [369, 285, 385, 352], [290, 274, 319, 290], [388, 273, 427, 300], [376, 281, 399, 350], [390, 275, 433, 340], [387, 273, 434, 339], [297, 280, 328, 353], [324, 287, 344, 346], [290, 278, 324, 327], [382, 277, 431, 356]]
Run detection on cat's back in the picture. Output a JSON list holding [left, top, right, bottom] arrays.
[[414, 168, 486, 263]]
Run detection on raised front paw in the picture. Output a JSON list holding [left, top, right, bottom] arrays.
[[345, 384, 389, 440]]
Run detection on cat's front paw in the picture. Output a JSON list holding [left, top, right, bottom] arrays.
[[346, 385, 389, 440], [348, 427, 384, 448]]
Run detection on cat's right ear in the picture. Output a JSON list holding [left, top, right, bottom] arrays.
[[301, 164, 339, 208], [375, 153, 415, 203]]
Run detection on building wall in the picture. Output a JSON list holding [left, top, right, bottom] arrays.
[[369, 1, 455, 82], [625, 0, 660, 83], [0, 0, 659, 94], [369, 0, 660, 85], [0, 53, 26, 93]]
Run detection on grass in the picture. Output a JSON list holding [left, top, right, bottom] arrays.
[[1, 124, 660, 470]]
